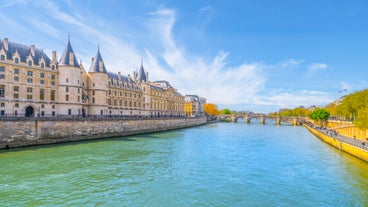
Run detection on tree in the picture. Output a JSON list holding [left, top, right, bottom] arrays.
[[309, 108, 330, 126], [354, 106, 368, 130], [220, 108, 232, 115], [204, 103, 219, 116]]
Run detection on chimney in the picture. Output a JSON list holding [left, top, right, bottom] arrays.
[[52, 51, 57, 62], [128, 74, 131, 81], [3, 38, 8, 51], [118, 71, 121, 77], [133, 71, 137, 79], [146, 72, 149, 82], [91, 57, 95, 64], [30, 45, 35, 57]]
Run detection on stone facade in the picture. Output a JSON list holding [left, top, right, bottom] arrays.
[[184, 95, 206, 117], [0, 37, 185, 118], [0, 117, 207, 149]]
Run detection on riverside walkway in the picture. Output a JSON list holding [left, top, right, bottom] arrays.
[[305, 122, 368, 151]]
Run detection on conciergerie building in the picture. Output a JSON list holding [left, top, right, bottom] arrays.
[[0, 37, 185, 118]]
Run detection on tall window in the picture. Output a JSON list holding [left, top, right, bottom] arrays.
[[14, 68, 19, 74], [66, 95, 69, 101], [0, 55, 4, 61], [68, 109, 72, 115], [0, 85, 4, 97], [66, 86, 69, 92], [27, 87, 33, 93], [0, 67, 4, 72], [40, 89, 45, 100], [28, 60, 32, 66], [40, 73, 45, 78], [15, 58, 19, 64], [50, 90, 55, 101], [40, 63, 44, 69], [27, 71, 33, 76]]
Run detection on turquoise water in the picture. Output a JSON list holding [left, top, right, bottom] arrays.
[[1, 122, 368, 206]]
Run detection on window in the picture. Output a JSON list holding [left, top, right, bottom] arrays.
[[14, 94, 19, 99], [15, 103, 19, 108], [66, 87, 69, 92], [40, 73, 45, 78], [52, 105, 55, 109], [0, 74, 5, 79], [27, 94, 32, 100], [92, 90, 95, 96], [51, 65, 55, 70], [0, 55, 4, 61], [14, 69, 19, 74], [68, 109, 72, 115], [51, 81, 55, 86], [41, 111, 44, 116], [27, 78, 32, 83], [0, 67, 4, 72], [92, 97, 95, 104], [0, 103, 4, 107], [78, 96, 80, 102], [28, 60, 32, 66], [40, 89, 45, 100], [0, 85, 5, 97], [66, 78, 69, 83], [15, 58, 19, 64], [27, 71, 33, 76], [41, 63, 44, 69], [51, 90, 55, 101], [41, 104, 44, 109], [0, 110, 4, 116], [51, 74, 55, 80], [66, 95, 69, 101], [52, 111, 55, 116], [40, 80, 44, 84]]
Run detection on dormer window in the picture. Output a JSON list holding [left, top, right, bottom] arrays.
[[28, 60, 32, 66], [0, 55, 4, 61], [14, 58, 19, 64], [99, 61, 103, 70], [40, 63, 44, 69], [69, 52, 74, 65], [51, 65, 55, 70]]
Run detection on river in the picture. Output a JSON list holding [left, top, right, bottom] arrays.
[[1, 122, 367, 206]]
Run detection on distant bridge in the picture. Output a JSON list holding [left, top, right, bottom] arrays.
[[219, 114, 306, 125]]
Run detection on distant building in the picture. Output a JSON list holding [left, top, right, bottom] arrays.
[[0, 37, 185, 117], [184, 95, 206, 117]]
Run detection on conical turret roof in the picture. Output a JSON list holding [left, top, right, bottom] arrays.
[[89, 48, 107, 73], [59, 37, 80, 67]]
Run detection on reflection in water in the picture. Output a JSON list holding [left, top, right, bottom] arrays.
[[0, 123, 367, 206]]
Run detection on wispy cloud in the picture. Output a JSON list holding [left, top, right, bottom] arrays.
[[308, 63, 328, 72], [280, 59, 303, 67]]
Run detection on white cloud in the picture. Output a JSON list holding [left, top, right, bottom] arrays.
[[308, 63, 328, 72], [280, 59, 303, 67], [252, 90, 333, 109]]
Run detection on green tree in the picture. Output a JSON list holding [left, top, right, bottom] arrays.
[[354, 106, 368, 130], [220, 108, 232, 115], [309, 108, 330, 126]]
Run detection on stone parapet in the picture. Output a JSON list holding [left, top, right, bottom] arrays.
[[0, 117, 207, 149]]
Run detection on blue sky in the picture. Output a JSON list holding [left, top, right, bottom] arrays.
[[1, 0, 367, 112]]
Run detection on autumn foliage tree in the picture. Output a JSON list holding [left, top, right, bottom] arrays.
[[204, 103, 219, 116]]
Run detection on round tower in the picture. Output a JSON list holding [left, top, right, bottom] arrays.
[[87, 48, 108, 116], [57, 37, 83, 116]]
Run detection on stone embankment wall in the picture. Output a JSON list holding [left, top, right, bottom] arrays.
[[305, 124, 368, 162], [0, 117, 207, 149], [327, 120, 368, 140]]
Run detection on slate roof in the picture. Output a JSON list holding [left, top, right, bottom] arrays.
[[108, 72, 133, 82], [59, 39, 80, 67], [89, 49, 107, 73], [0, 39, 51, 67], [137, 64, 147, 82]]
